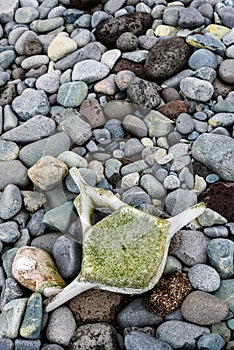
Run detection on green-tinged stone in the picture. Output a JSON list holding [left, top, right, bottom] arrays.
[[205, 24, 230, 40], [0, 50, 16, 70], [211, 322, 231, 342], [0, 298, 28, 338], [42, 200, 75, 232], [186, 34, 226, 55], [57, 81, 88, 108], [2, 248, 19, 277], [20, 293, 43, 339], [30, 17, 64, 33], [215, 280, 234, 313], [198, 208, 227, 226], [144, 110, 174, 138], [207, 239, 234, 278]]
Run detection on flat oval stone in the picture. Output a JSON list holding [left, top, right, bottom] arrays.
[[180, 77, 214, 102], [57, 81, 88, 107], [206, 238, 234, 278], [20, 292, 42, 339], [188, 263, 220, 292], [188, 49, 218, 70], [0, 221, 21, 244], [0, 160, 29, 190], [72, 59, 110, 83], [123, 114, 148, 138], [197, 333, 226, 350], [95, 12, 152, 48], [219, 59, 234, 83], [35, 70, 61, 94], [0, 184, 22, 220], [125, 331, 173, 350], [15, 6, 39, 23], [181, 291, 229, 325], [186, 34, 226, 55], [144, 37, 192, 80]]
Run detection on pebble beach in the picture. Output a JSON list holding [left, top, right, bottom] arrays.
[[0, 0, 234, 349]]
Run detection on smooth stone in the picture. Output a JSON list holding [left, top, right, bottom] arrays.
[[121, 186, 151, 206], [140, 174, 166, 199], [72, 59, 110, 83], [204, 226, 228, 238], [192, 133, 234, 181], [94, 74, 118, 95], [57, 81, 88, 107], [178, 7, 204, 27], [189, 49, 218, 70], [223, 27, 234, 46], [215, 280, 234, 313], [181, 291, 229, 325], [2, 248, 19, 278], [35, 70, 61, 93], [37, 0, 58, 18], [144, 37, 192, 80], [218, 5, 234, 29], [0, 184, 22, 220], [188, 263, 220, 292], [186, 34, 226, 55], [57, 109, 92, 145], [0, 160, 29, 190], [195, 67, 216, 83], [11, 89, 50, 120], [0, 0, 19, 24], [41, 345, 65, 350], [165, 189, 197, 216], [26, 209, 46, 237], [12, 246, 65, 295], [28, 156, 68, 191], [197, 334, 226, 350], [15, 6, 39, 23], [57, 151, 87, 168], [14, 30, 42, 56], [205, 24, 230, 40], [156, 320, 210, 349], [123, 114, 148, 138], [20, 292, 42, 339], [31, 232, 61, 255], [0, 50, 16, 70], [42, 201, 75, 233], [0, 277, 23, 309], [209, 112, 234, 127], [30, 17, 64, 33], [115, 70, 135, 91], [116, 32, 138, 52], [226, 44, 234, 58], [80, 98, 105, 129], [101, 49, 121, 69], [118, 298, 163, 328], [127, 77, 161, 109], [124, 138, 144, 157], [105, 118, 125, 138], [48, 33, 77, 61], [21, 55, 49, 69], [144, 111, 174, 138], [52, 235, 82, 279], [171, 230, 210, 266], [180, 77, 213, 102], [125, 331, 173, 350], [46, 306, 76, 346], [73, 29, 92, 48], [0, 298, 28, 339], [121, 160, 148, 176], [19, 132, 71, 167], [206, 238, 234, 278], [121, 172, 140, 189], [14, 339, 41, 350], [163, 175, 180, 189], [104, 0, 126, 14], [2, 115, 56, 143], [162, 69, 194, 89], [219, 59, 234, 83], [176, 113, 195, 134], [122, 50, 148, 63], [0, 339, 14, 350]]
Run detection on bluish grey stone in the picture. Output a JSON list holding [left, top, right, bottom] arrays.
[[30, 17, 64, 32], [72, 29, 92, 47], [192, 133, 234, 181], [156, 320, 210, 349], [121, 160, 149, 176], [11, 89, 50, 120], [197, 333, 225, 350], [125, 331, 173, 350], [0, 70, 10, 87], [93, 128, 111, 145], [105, 159, 122, 179], [20, 293, 42, 339], [0, 278, 23, 310], [162, 6, 181, 26], [57, 151, 87, 168], [122, 186, 151, 207], [209, 113, 234, 127], [227, 318, 234, 330], [0, 50, 16, 69], [14, 228, 31, 248], [105, 119, 125, 139], [36, 70, 61, 94], [188, 263, 220, 292], [31, 232, 61, 255], [176, 113, 195, 134], [0, 298, 28, 338], [162, 69, 194, 89], [165, 189, 197, 216], [19, 132, 71, 167], [2, 248, 19, 278], [124, 138, 144, 157], [0, 338, 14, 350], [178, 7, 204, 27], [140, 174, 166, 199], [57, 81, 88, 108], [138, 35, 159, 50], [206, 173, 220, 184], [194, 120, 208, 133], [0, 221, 21, 244], [0, 184, 22, 220], [163, 175, 180, 190], [117, 298, 163, 328], [218, 5, 234, 29], [186, 34, 226, 55], [41, 345, 65, 350], [15, 6, 39, 23], [180, 77, 214, 102], [46, 306, 76, 346], [122, 114, 148, 138], [91, 10, 112, 28], [63, 9, 84, 23], [215, 279, 234, 313], [122, 50, 148, 62], [204, 226, 228, 238], [15, 339, 41, 350], [189, 49, 218, 70], [42, 201, 75, 233], [207, 238, 234, 278], [52, 235, 82, 279], [26, 209, 46, 237], [74, 13, 91, 27], [3, 105, 18, 131], [72, 59, 109, 83]]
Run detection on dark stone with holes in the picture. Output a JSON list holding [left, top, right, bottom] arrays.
[[0, 84, 16, 106], [127, 77, 161, 109], [24, 38, 43, 56], [95, 12, 152, 49], [70, 0, 102, 10], [144, 37, 192, 80], [199, 182, 234, 222], [192, 161, 212, 178], [112, 59, 146, 79]]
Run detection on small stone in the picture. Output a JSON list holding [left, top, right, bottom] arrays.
[[21, 191, 46, 212], [205, 24, 230, 40], [219, 59, 234, 83], [0, 298, 28, 339], [140, 174, 166, 199], [112, 58, 146, 79], [0, 0, 19, 24], [12, 246, 66, 295], [69, 289, 123, 324], [31, 232, 61, 255], [15, 6, 39, 23], [180, 77, 214, 102], [206, 238, 234, 278], [2, 248, 19, 278], [20, 292, 42, 339], [57, 81, 88, 108], [145, 271, 192, 317], [80, 98, 105, 129], [189, 49, 218, 70], [35, 70, 61, 94], [0, 160, 29, 190], [165, 189, 197, 216], [0, 184, 22, 220], [125, 331, 173, 350], [101, 49, 121, 70], [163, 175, 180, 190], [28, 156, 68, 191], [121, 172, 140, 189], [186, 34, 226, 55], [144, 111, 174, 138], [48, 33, 77, 62], [171, 230, 210, 266], [72, 59, 110, 83], [12, 89, 50, 121], [157, 100, 189, 119], [116, 32, 138, 52], [204, 226, 228, 238], [123, 114, 148, 138], [188, 263, 220, 292], [42, 201, 75, 233], [46, 307, 78, 346], [94, 74, 118, 95], [14, 339, 41, 350], [156, 320, 210, 349], [215, 279, 234, 313], [0, 50, 16, 70], [181, 291, 229, 325], [15, 31, 42, 56], [0, 339, 14, 350], [176, 113, 195, 134], [154, 24, 177, 37], [198, 208, 227, 226], [124, 138, 144, 157], [118, 298, 163, 328], [197, 333, 226, 350], [21, 55, 49, 69], [105, 118, 125, 138], [0, 278, 23, 309], [178, 7, 204, 28], [218, 5, 234, 29]]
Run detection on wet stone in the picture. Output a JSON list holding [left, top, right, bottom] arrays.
[[20, 292, 42, 339], [0, 184, 22, 220]]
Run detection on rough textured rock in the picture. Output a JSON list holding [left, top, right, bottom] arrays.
[[157, 100, 189, 118], [127, 77, 161, 109], [95, 12, 152, 48], [112, 59, 146, 79], [144, 37, 192, 80]]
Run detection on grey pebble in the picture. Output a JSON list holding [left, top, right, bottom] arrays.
[[42, 201, 75, 233], [214, 279, 234, 313], [14, 228, 31, 248], [117, 298, 163, 328], [197, 333, 225, 350], [162, 69, 194, 90], [140, 174, 166, 199], [57, 151, 87, 168], [194, 67, 216, 83], [15, 7, 39, 23], [188, 49, 218, 70], [14, 339, 41, 350], [121, 160, 148, 176], [19, 292, 42, 339], [0, 140, 19, 161], [125, 331, 173, 350], [35, 70, 61, 94], [31, 232, 61, 255], [0, 278, 24, 310], [26, 209, 46, 237], [57, 81, 88, 108], [2, 248, 19, 278], [156, 320, 210, 349], [180, 77, 214, 103], [0, 339, 14, 350], [123, 114, 148, 138], [194, 120, 208, 133], [41, 345, 65, 350], [105, 158, 122, 179], [207, 238, 234, 278], [21, 55, 49, 69], [0, 298, 28, 338], [163, 175, 180, 190], [72, 59, 110, 83], [46, 306, 76, 346], [0, 184, 22, 220], [122, 186, 151, 207], [176, 113, 195, 134], [52, 235, 82, 279], [105, 119, 125, 139], [209, 113, 234, 127], [188, 263, 220, 292], [172, 230, 210, 267], [0, 221, 21, 244], [0, 50, 16, 70], [165, 189, 197, 216], [204, 226, 229, 238], [124, 138, 144, 158]]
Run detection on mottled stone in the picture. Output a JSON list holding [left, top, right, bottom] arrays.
[[20, 292, 42, 339], [181, 291, 229, 325], [214, 279, 234, 313], [157, 101, 189, 119], [219, 59, 234, 83], [28, 156, 68, 191], [0, 184, 22, 220], [188, 264, 220, 292], [116, 32, 138, 52], [80, 98, 105, 128], [95, 12, 152, 48], [186, 34, 225, 55], [206, 238, 234, 278], [127, 77, 161, 109], [72, 59, 110, 83], [144, 37, 191, 80], [0, 277, 23, 309], [197, 333, 225, 350], [144, 110, 174, 138], [12, 246, 66, 295], [57, 81, 88, 107], [125, 331, 173, 350], [113, 59, 146, 79], [180, 77, 214, 102], [35, 70, 61, 94], [178, 7, 204, 28]]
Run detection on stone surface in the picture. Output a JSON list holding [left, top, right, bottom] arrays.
[[165, 189, 197, 216], [0, 184, 22, 220], [125, 331, 173, 350], [214, 279, 234, 313], [219, 59, 234, 83], [57, 81, 88, 107], [157, 101, 189, 119], [206, 238, 234, 278], [80, 98, 105, 129], [181, 291, 229, 325], [127, 77, 161, 109], [180, 77, 214, 102], [48, 33, 77, 61], [72, 59, 110, 83], [0, 160, 29, 190], [144, 37, 191, 80], [188, 264, 220, 292], [20, 292, 42, 339]]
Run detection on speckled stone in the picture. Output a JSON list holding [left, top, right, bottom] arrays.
[[206, 238, 234, 278], [72, 59, 110, 83], [178, 7, 204, 28], [127, 77, 161, 109], [20, 292, 42, 339], [219, 59, 234, 83], [116, 32, 138, 52], [157, 100, 189, 119], [144, 37, 192, 80], [0, 277, 24, 309], [186, 34, 226, 55], [57, 81, 88, 107], [35, 70, 61, 94], [14, 339, 41, 350], [181, 291, 229, 325], [188, 264, 220, 292], [125, 331, 173, 350], [0, 160, 29, 190], [197, 333, 226, 350], [0, 184, 22, 220], [80, 98, 105, 129], [188, 49, 218, 70], [180, 77, 214, 102]]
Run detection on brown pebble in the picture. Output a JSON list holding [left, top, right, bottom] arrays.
[[0, 84, 17, 106], [144, 270, 192, 316], [69, 289, 123, 324], [181, 291, 229, 325], [157, 100, 189, 118], [213, 77, 234, 98], [80, 98, 105, 129], [24, 38, 43, 56], [112, 59, 147, 80]]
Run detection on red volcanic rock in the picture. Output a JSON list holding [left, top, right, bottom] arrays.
[[157, 100, 189, 118]]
